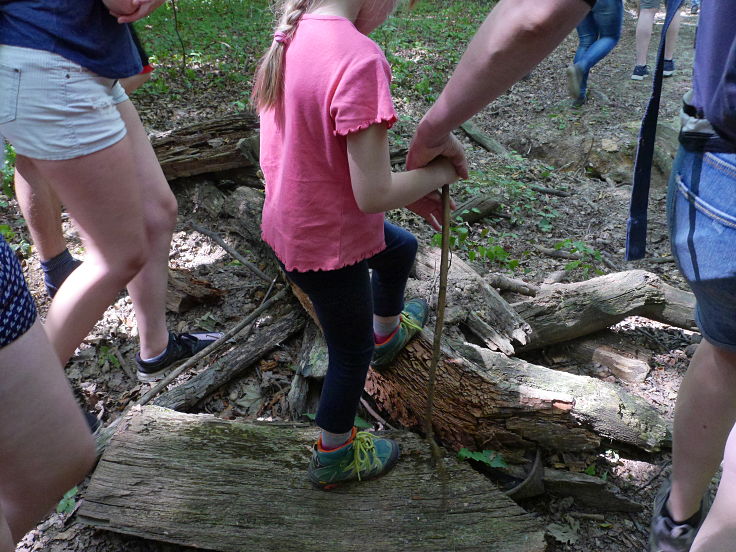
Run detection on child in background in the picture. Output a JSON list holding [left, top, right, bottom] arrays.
[[253, 0, 459, 489]]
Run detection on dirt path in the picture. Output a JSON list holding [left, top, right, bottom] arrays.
[[15, 7, 702, 552]]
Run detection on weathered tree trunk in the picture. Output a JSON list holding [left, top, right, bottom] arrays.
[[165, 268, 226, 313], [558, 331, 652, 383], [79, 406, 547, 552], [366, 332, 670, 456], [415, 247, 531, 354], [513, 270, 696, 351], [454, 195, 502, 224], [154, 311, 305, 411]]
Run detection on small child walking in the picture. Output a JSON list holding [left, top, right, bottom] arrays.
[[253, 0, 459, 489]]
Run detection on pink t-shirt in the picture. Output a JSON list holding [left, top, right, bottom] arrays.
[[259, 14, 398, 272]]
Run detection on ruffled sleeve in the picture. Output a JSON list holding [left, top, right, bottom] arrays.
[[331, 53, 397, 136]]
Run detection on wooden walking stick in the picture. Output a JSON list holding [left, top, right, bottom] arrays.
[[423, 184, 451, 470]]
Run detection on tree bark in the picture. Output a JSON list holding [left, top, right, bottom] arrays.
[[366, 332, 670, 456], [79, 406, 547, 552], [154, 311, 305, 411], [513, 270, 696, 351]]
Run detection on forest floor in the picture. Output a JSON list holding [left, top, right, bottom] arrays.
[[10, 4, 706, 552]]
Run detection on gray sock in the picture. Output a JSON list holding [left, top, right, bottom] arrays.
[[320, 429, 353, 450]]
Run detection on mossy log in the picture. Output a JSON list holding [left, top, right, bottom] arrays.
[[79, 406, 546, 552], [366, 333, 670, 456]]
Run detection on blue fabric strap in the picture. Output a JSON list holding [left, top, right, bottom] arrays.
[[625, 0, 683, 261]]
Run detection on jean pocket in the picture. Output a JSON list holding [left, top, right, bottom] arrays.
[[0, 64, 20, 124], [676, 153, 736, 230]]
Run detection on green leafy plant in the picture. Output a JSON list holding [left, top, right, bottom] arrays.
[[457, 447, 508, 469], [554, 238, 604, 277], [97, 345, 121, 369], [432, 224, 519, 269], [56, 486, 79, 515], [1, 141, 15, 198]]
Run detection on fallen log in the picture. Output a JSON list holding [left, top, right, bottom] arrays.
[[154, 310, 305, 411], [560, 331, 652, 383], [166, 268, 226, 313], [454, 195, 502, 224], [415, 247, 530, 355], [512, 270, 696, 351], [366, 333, 670, 456], [79, 406, 547, 552], [460, 120, 511, 158]]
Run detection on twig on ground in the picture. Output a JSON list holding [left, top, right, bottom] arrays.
[[359, 397, 396, 431], [190, 221, 271, 283], [529, 184, 572, 197]]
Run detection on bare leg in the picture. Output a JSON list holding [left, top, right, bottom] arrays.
[[668, 341, 736, 521], [17, 135, 148, 364], [0, 321, 96, 543], [691, 423, 736, 551], [116, 100, 177, 359], [120, 71, 151, 96], [635, 8, 657, 66], [13, 168, 67, 262], [664, 8, 682, 60]]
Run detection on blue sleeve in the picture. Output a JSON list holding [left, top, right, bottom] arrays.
[[707, 36, 736, 144]]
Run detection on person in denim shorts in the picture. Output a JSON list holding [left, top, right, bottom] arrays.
[[0, 236, 95, 550], [648, 2, 736, 551], [0, 1, 221, 382], [631, 0, 683, 80]]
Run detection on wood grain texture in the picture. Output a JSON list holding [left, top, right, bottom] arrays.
[[79, 406, 546, 552]]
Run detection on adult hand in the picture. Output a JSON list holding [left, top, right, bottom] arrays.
[[406, 132, 468, 179], [105, 0, 166, 23], [406, 190, 457, 232]]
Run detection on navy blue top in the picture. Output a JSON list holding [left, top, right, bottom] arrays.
[[0, 0, 142, 79], [691, 2, 736, 144]]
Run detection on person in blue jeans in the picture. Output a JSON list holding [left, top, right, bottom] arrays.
[[565, 0, 624, 106], [645, 2, 736, 550]]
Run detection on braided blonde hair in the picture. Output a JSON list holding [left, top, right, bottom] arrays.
[[252, 0, 320, 111]]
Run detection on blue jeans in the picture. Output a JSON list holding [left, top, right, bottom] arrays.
[[283, 222, 417, 433], [573, 0, 623, 99], [668, 147, 736, 352]]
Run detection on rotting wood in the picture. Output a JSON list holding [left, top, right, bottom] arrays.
[[166, 267, 226, 314], [460, 120, 511, 157], [365, 332, 670, 456], [79, 406, 547, 552], [454, 194, 501, 224], [487, 273, 540, 297], [154, 310, 305, 412], [513, 270, 696, 351], [560, 331, 652, 383], [415, 247, 530, 355]]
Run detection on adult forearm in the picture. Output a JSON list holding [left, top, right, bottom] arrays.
[[417, 0, 590, 142]]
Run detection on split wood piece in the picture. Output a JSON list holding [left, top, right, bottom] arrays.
[[79, 406, 546, 552], [500, 463, 642, 512], [487, 273, 540, 297], [154, 311, 305, 412], [165, 268, 226, 313], [559, 331, 652, 383], [513, 270, 696, 352], [454, 194, 501, 224], [459, 120, 511, 158], [415, 246, 531, 355], [365, 334, 670, 455], [286, 322, 327, 418]]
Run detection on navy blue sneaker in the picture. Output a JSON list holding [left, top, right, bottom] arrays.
[[135, 331, 222, 382], [663, 59, 676, 77], [631, 65, 650, 81]]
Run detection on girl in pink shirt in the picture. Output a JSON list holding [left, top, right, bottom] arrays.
[[253, 0, 458, 489]]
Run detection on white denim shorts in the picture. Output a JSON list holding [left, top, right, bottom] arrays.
[[0, 45, 129, 160]]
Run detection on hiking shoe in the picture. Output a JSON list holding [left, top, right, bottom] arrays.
[[631, 65, 650, 80], [571, 94, 587, 108], [566, 63, 583, 99], [371, 298, 429, 369], [649, 479, 711, 552], [135, 331, 222, 382], [307, 428, 400, 490], [663, 59, 676, 77], [83, 409, 102, 436]]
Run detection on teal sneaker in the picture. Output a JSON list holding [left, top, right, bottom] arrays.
[[371, 298, 429, 369], [307, 428, 400, 490]]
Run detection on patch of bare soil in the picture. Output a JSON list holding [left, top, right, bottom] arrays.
[[14, 7, 703, 552]]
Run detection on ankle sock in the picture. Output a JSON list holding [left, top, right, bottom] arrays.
[[320, 430, 353, 450], [374, 316, 400, 344], [41, 248, 82, 298], [140, 344, 169, 363], [665, 502, 702, 527]]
